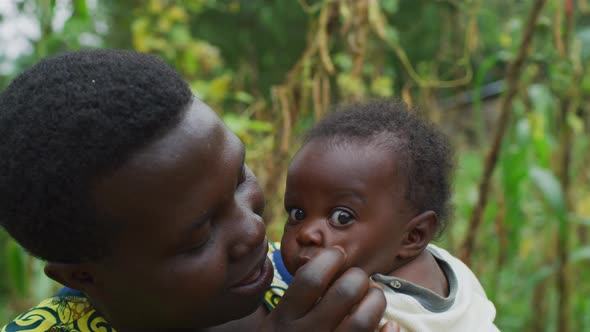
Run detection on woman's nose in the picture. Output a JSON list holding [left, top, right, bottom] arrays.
[[253, 192, 265, 218], [228, 211, 265, 261], [244, 165, 265, 217], [228, 167, 266, 260]]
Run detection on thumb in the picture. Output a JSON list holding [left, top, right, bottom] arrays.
[[380, 321, 400, 332]]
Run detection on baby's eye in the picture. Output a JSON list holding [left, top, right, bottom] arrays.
[[288, 208, 306, 221], [329, 209, 355, 226]]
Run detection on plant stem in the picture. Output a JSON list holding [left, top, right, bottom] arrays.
[[459, 0, 548, 264]]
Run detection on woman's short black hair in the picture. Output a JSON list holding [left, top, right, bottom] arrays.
[[305, 99, 455, 235], [0, 49, 192, 262]]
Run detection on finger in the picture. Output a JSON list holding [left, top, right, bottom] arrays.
[[306, 267, 369, 330], [370, 281, 383, 290], [335, 286, 387, 332], [380, 321, 401, 332], [274, 247, 347, 320]]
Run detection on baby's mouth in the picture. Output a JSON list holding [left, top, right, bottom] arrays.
[[295, 254, 314, 272]]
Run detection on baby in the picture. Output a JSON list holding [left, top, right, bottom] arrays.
[[265, 100, 499, 331]]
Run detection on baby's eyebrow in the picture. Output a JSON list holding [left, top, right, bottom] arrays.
[[332, 191, 367, 205]]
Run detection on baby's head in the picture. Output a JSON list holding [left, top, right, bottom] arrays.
[[281, 100, 454, 276]]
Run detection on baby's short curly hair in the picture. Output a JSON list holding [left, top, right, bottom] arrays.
[[0, 49, 192, 262], [305, 100, 455, 235]]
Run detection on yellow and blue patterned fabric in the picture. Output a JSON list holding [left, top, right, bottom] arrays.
[[263, 242, 292, 311], [3, 243, 291, 331], [1, 287, 113, 332]]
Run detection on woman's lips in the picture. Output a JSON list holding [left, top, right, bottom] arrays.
[[235, 262, 263, 287], [229, 257, 274, 296]]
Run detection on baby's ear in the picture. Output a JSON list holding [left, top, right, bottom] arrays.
[[398, 211, 438, 259]]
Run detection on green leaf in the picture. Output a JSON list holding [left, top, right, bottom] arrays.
[[576, 216, 590, 226], [74, 0, 89, 19], [567, 112, 584, 134], [472, 54, 499, 142], [528, 84, 554, 117], [336, 73, 365, 98], [549, 60, 574, 95], [381, 0, 399, 14], [515, 117, 531, 146], [527, 263, 557, 288], [385, 26, 399, 44], [500, 140, 528, 254], [6, 240, 28, 297], [371, 76, 393, 97], [170, 26, 191, 45], [529, 167, 566, 220], [571, 246, 590, 264], [234, 91, 255, 104], [582, 73, 590, 95], [223, 113, 272, 135], [223, 113, 247, 134], [183, 52, 199, 76], [208, 75, 232, 103], [334, 53, 353, 71], [248, 120, 273, 132]]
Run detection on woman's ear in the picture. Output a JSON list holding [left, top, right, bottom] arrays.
[[398, 211, 438, 259], [44, 261, 99, 293]]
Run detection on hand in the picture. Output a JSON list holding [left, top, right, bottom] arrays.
[[380, 321, 400, 332], [259, 247, 386, 331]]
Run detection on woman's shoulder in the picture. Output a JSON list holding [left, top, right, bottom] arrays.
[[1, 288, 113, 332]]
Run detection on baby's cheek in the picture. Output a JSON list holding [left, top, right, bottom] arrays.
[[280, 235, 298, 274]]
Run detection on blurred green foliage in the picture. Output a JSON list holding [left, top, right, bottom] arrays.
[[1, 1, 589, 330]]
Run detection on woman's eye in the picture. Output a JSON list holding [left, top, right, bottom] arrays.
[[184, 221, 212, 255], [186, 235, 210, 254], [329, 209, 355, 226], [187, 242, 206, 253], [288, 208, 306, 221]]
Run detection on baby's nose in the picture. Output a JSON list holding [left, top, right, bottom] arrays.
[[296, 220, 324, 247]]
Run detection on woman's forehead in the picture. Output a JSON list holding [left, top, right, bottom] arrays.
[[128, 98, 226, 168], [91, 98, 241, 242]]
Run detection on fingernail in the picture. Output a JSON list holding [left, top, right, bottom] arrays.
[[385, 321, 399, 332], [332, 245, 347, 259]]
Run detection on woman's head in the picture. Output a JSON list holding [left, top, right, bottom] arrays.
[[0, 49, 192, 262], [0, 49, 273, 328]]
